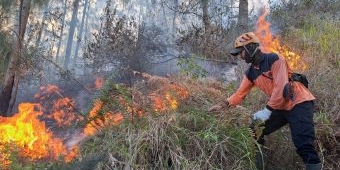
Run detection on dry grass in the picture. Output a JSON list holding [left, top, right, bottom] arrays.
[[50, 74, 259, 170], [46, 22, 339, 169]]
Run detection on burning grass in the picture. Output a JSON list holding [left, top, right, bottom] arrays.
[[2, 69, 338, 169], [0, 103, 77, 169], [63, 13, 340, 169], [49, 74, 259, 170]]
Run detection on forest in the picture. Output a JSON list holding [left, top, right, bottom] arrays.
[[0, 0, 339, 169]]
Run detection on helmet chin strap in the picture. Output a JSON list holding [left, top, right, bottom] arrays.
[[243, 45, 259, 63]]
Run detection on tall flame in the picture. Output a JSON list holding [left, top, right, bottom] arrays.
[[255, 8, 307, 71], [0, 103, 73, 167]]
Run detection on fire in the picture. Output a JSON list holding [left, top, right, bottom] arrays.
[[35, 85, 84, 127], [151, 95, 167, 112], [132, 71, 189, 112], [118, 96, 143, 117], [46, 97, 84, 126], [255, 8, 307, 71], [0, 103, 73, 167], [84, 100, 104, 136], [34, 84, 60, 100], [0, 73, 190, 167], [83, 100, 124, 136], [95, 77, 104, 89], [149, 84, 189, 112], [64, 147, 79, 163], [0, 82, 104, 167]]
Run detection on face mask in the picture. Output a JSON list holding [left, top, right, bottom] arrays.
[[243, 44, 259, 64], [244, 52, 253, 63]]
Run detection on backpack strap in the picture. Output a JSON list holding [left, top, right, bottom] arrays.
[[261, 73, 273, 80]]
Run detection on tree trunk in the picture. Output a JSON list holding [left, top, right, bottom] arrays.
[[0, 0, 31, 116], [201, 0, 210, 32], [237, 0, 248, 32], [64, 0, 80, 70], [172, 0, 178, 35], [36, 8, 48, 46], [83, 0, 90, 46], [73, 0, 89, 66], [200, 0, 210, 56], [160, 0, 168, 28], [83, 0, 91, 75], [56, 0, 68, 64]]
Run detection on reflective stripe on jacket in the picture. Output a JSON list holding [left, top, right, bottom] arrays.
[[227, 53, 315, 111]]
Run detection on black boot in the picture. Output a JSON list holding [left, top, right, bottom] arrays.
[[305, 163, 322, 170]]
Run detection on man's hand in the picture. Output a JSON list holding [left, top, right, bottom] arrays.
[[209, 101, 230, 112], [253, 108, 272, 121]]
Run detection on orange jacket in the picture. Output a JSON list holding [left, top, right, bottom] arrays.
[[227, 53, 315, 111]]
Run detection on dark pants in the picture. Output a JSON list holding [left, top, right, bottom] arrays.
[[258, 101, 321, 164]]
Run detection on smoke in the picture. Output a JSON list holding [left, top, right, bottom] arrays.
[[251, 0, 283, 12], [65, 133, 86, 150], [250, 0, 270, 13], [251, 0, 285, 15]]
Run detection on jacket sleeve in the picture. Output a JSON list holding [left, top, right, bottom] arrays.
[[227, 76, 254, 106], [266, 58, 289, 110]]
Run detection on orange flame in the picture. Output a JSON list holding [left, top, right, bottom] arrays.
[[0, 75, 190, 167], [0, 103, 75, 167], [95, 77, 104, 89], [150, 84, 189, 112], [34, 84, 60, 100], [34, 85, 84, 127], [255, 8, 307, 71], [118, 96, 143, 116], [83, 100, 124, 136], [83, 100, 104, 136], [47, 97, 84, 126], [64, 146, 79, 163]]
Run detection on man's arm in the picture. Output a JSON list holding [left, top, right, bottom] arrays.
[[227, 75, 254, 106]]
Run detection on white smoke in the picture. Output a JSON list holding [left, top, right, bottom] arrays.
[[65, 133, 86, 150], [251, 0, 282, 11], [250, 0, 270, 14]]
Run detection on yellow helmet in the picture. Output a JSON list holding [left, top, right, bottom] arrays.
[[230, 32, 260, 56]]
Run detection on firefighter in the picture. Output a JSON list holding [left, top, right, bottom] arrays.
[[209, 32, 321, 170]]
